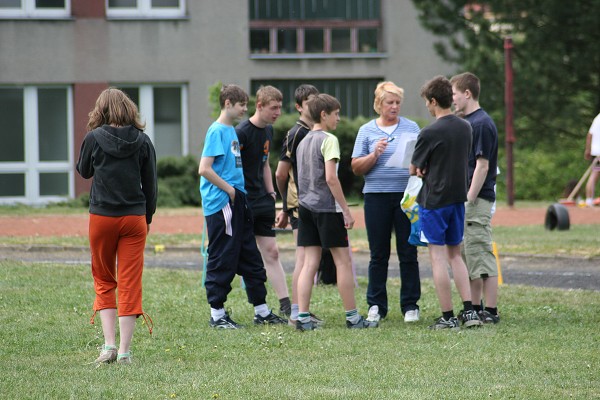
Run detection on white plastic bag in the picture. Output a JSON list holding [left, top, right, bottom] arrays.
[[400, 176, 427, 246]]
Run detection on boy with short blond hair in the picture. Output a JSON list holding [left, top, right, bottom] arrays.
[[198, 84, 286, 329], [236, 85, 292, 318], [451, 72, 500, 324]]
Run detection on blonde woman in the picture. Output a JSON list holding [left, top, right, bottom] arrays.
[[76, 87, 157, 364], [351, 81, 421, 324]]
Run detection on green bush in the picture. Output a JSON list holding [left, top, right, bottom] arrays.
[[156, 155, 201, 207], [495, 142, 589, 202]]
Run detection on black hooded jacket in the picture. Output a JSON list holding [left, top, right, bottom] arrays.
[[76, 125, 157, 224]]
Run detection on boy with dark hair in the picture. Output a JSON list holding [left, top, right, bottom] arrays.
[[451, 72, 500, 324], [295, 93, 375, 330], [410, 76, 482, 330], [274, 84, 324, 326], [235, 85, 292, 318], [198, 84, 286, 329]]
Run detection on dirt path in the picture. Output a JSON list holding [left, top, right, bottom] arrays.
[[1, 204, 600, 237]]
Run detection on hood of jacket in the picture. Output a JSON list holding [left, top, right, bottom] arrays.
[[93, 125, 146, 158]]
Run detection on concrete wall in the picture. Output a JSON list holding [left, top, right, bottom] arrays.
[[0, 0, 452, 159]]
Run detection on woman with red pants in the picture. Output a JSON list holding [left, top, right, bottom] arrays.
[[76, 88, 157, 365]]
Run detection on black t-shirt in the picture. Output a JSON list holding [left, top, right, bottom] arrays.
[[465, 108, 498, 202], [411, 114, 473, 209], [235, 119, 273, 203], [279, 119, 310, 212]]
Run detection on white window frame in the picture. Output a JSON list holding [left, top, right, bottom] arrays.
[[0, 0, 70, 19], [117, 83, 188, 157], [106, 0, 185, 19], [0, 86, 74, 205]]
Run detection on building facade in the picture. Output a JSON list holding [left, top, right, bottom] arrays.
[[0, 0, 451, 204]]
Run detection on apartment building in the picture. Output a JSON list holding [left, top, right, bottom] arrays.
[[0, 0, 450, 204]]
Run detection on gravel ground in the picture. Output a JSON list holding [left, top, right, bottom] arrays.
[[2, 245, 598, 291]]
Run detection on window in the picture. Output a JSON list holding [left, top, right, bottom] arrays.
[[0, 0, 70, 18], [106, 0, 185, 18], [249, 0, 383, 57], [251, 78, 382, 119], [0, 86, 73, 203], [117, 84, 187, 159]]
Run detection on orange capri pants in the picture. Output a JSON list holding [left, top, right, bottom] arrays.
[[89, 214, 147, 317]]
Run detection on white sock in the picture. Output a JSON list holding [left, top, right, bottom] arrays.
[[254, 304, 270, 317], [586, 198, 593, 206], [291, 304, 299, 320], [211, 307, 226, 321]]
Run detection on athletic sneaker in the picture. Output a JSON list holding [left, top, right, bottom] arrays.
[[209, 313, 241, 329], [296, 319, 319, 331], [288, 313, 324, 328], [458, 309, 483, 328], [366, 305, 381, 323], [404, 309, 420, 323], [253, 311, 287, 325], [479, 310, 500, 324], [428, 316, 460, 330], [94, 345, 117, 364], [117, 353, 132, 365], [347, 315, 377, 329]]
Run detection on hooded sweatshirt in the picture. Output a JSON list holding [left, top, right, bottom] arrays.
[[76, 125, 157, 224]]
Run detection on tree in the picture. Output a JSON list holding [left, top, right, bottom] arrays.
[[412, 0, 600, 199]]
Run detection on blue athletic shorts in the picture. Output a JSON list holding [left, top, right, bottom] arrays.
[[419, 203, 465, 246]]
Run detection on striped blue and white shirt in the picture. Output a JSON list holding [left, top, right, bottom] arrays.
[[351, 117, 420, 193]]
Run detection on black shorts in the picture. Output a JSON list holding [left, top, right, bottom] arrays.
[[250, 195, 276, 237], [288, 207, 299, 230], [297, 205, 348, 248]]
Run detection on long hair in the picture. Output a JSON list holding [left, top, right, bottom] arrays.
[[87, 87, 145, 131]]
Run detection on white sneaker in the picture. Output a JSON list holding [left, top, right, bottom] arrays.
[[366, 305, 381, 323], [404, 309, 420, 323]]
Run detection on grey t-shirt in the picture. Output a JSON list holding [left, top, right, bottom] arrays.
[[296, 130, 342, 213]]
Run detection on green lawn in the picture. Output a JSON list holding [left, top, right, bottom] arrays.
[[1, 261, 599, 399]]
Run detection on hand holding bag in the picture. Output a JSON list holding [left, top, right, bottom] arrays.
[[400, 176, 427, 247]]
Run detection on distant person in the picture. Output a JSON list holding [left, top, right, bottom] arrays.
[[451, 72, 500, 324], [274, 84, 324, 326], [236, 85, 291, 318], [295, 94, 376, 330], [198, 84, 286, 329], [351, 81, 421, 325], [584, 112, 600, 207], [409, 76, 482, 330], [76, 87, 157, 364]]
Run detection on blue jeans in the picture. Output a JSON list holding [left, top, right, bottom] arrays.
[[364, 192, 420, 317]]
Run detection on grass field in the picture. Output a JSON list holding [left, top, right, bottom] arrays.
[[1, 261, 599, 399]]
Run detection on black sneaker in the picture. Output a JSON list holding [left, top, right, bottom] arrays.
[[296, 319, 319, 331], [253, 311, 287, 325], [428, 316, 460, 330], [209, 314, 241, 329], [459, 309, 483, 328], [346, 316, 377, 329], [479, 310, 500, 324]]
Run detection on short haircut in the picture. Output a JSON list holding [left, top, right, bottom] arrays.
[[420, 76, 453, 109], [256, 85, 283, 106], [450, 72, 481, 100], [373, 81, 404, 115], [87, 87, 145, 131], [306, 93, 341, 123], [294, 84, 319, 107], [219, 84, 249, 109]]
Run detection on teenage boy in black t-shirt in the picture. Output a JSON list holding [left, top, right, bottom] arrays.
[[236, 85, 291, 318], [274, 84, 324, 326], [410, 75, 482, 330]]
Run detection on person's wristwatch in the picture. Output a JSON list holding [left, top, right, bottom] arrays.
[[269, 191, 277, 199]]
